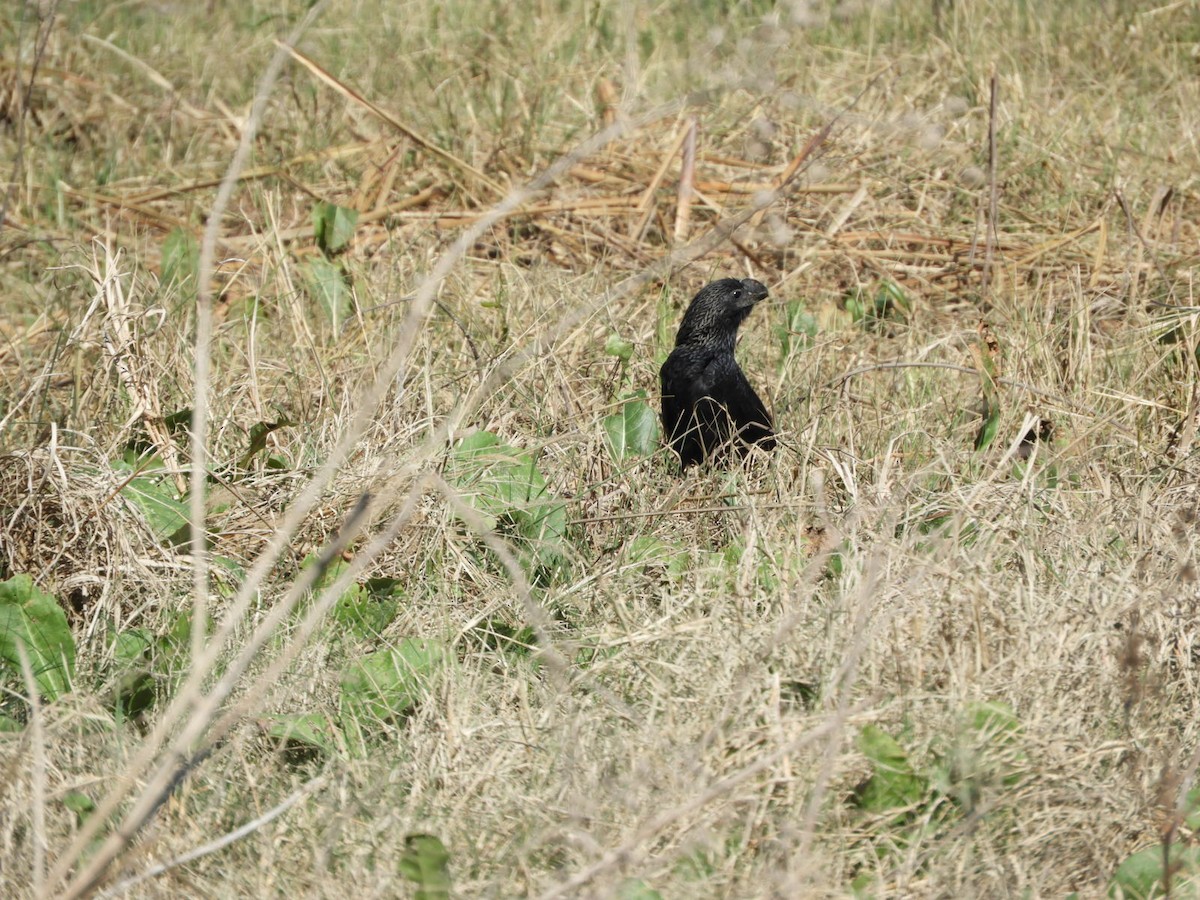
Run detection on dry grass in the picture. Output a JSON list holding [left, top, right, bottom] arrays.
[[3, 0, 1200, 896]]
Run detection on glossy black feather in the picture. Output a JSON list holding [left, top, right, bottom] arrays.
[[660, 277, 776, 469]]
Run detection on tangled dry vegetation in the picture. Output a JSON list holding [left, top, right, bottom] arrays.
[[3, 0, 1200, 896]]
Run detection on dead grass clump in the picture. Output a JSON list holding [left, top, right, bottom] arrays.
[[0, 445, 165, 626]]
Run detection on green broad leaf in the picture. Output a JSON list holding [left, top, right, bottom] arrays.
[[877, 278, 909, 315], [655, 293, 675, 366], [153, 609, 194, 695], [120, 446, 166, 470], [112, 459, 190, 544], [624, 536, 690, 583], [1185, 785, 1200, 833], [675, 846, 718, 881], [854, 725, 927, 814], [62, 787, 108, 856], [469, 619, 537, 657], [974, 398, 1001, 452], [775, 300, 817, 363], [721, 538, 781, 593], [263, 712, 338, 760], [62, 791, 97, 827], [847, 280, 908, 330], [160, 227, 198, 289], [931, 701, 1028, 809], [311, 201, 359, 255], [617, 878, 663, 900], [604, 333, 635, 362], [850, 872, 877, 898], [300, 551, 346, 595], [0, 575, 75, 701], [0, 714, 21, 732], [1108, 844, 1200, 899], [297, 555, 394, 639], [398, 833, 452, 899], [110, 627, 156, 718], [966, 700, 1021, 742], [112, 628, 153, 669], [304, 256, 354, 335], [364, 577, 406, 601], [340, 639, 448, 728], [603, 396, 660, 460], [332, 581, 398, 642], [574, 640, 620, 669], [447, 431, 568, 575], [211, 555, 245, 599]]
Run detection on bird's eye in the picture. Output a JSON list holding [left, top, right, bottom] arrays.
[[731, 289, 742, 298]]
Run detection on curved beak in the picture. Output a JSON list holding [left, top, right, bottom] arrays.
[[741, 278, 769, 304]]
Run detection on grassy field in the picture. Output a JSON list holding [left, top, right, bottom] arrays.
[[3, 0, 1200, 896]]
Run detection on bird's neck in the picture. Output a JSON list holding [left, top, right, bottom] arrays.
[[676, 310, 747, 354], [675, 326, 739, 355]]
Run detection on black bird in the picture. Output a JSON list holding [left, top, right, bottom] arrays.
[[660, 277, 776, 469]]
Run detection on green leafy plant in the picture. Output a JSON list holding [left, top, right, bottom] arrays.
[[852, 701, 1027, 875], [122, 408, 193, 463], [109, 627, 157, 720], [332, 580, 400, 642], [603, 391, 660, 460], [339, 639, 448, 738], [398, 833, 453, 899], [232, 419, 293, 473], [845, 279, 909, 330], [112, 458, 190, 546], [62, 790, 97, 827], [616, 878, 664, 900], [446, 431, 569, 579], [1107, 844, 1200, 899], [305, 201, 360, 335], [105, 610, 194, 722], [312, 200, 359, 255], [930, 701, 1026, 809], [468, 619, 537, 658], [604, 331, 636, 396], [0, 575, 75, 703], [267, 632, 447, 763], [296, 554, 401, 642], [604, 332, 634, 363], [776, 299, 818, 365], [1106, 785, 1200, 899], [160, 227, 198, 290], [854, 725, 928, 824], [973, 322, 1002, 453], [623, 535, 690, 581], [61, 790, 107, 856], [303, 256, 354, 336], [654, 289, 676, 366], [262, 711, 340, 762]]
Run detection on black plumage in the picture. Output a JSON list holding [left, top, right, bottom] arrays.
[[660, 277, 776, 469]]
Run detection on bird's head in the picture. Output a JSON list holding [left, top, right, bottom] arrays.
[[674, 278, 770, 349]]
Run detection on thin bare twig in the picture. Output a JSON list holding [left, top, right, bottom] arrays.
[[47, 7, 331, 897], [836, 360, 1135, 437], [98, 774, 328, 899], [0, 0, 61, 233], [981, 69, 999, 301], [674, 118, 697, 242], [17, 643, 47, 898]]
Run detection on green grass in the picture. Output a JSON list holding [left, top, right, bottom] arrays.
[[3, 0, 1200, 896]]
